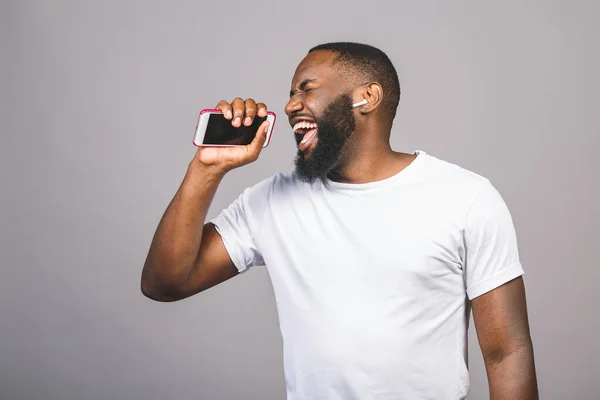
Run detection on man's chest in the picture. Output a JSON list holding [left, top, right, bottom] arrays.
[[260, 193, 466, 295]]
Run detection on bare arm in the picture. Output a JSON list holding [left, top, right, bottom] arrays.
[[140, 98, 270, 302], [140, 162, 236, 301], [471, 277, 539, 399]]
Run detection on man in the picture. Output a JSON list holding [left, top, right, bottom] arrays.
[[141, 42, 538, 399]]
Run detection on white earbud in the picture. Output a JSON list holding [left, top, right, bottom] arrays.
[[352, 99, 368, 108]]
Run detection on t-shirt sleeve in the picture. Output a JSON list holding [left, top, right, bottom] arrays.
[[209, 177, 273, 274], [463, 180, 525, 299]]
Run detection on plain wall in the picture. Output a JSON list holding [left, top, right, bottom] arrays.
[[2, 0, 599, 399]]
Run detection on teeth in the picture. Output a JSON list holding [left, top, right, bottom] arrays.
[[293, 121, 318, 133]]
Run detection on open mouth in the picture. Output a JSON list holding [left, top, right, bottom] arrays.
[[293, 121, 319, 151]]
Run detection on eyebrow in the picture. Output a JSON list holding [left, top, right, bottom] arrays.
[[289, 79, 317, 97]]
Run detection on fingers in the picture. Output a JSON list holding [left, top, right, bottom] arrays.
[[230, 97, 245, 127], [256, 102, 267, 118], [243, 98, 257, 126], [216, 98, 268, 127], [216, 100, 233, 120]]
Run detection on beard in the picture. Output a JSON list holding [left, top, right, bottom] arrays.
[[294, 93, 357, 184]]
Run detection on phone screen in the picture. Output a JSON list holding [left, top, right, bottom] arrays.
[[203, 114, 267, 145]]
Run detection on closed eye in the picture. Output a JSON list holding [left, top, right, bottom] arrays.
[[289, 87, 317, 98], [289, 79, 319, 97]]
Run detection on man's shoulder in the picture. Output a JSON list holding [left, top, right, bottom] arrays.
[[423, 152, 491, 190], [243, 170, 303, 198], [416, 152, 496, 215]]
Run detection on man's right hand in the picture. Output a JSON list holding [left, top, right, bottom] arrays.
[[193, 97, 270, 172]]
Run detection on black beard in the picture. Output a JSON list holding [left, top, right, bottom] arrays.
[[294, 94, 357, 184]]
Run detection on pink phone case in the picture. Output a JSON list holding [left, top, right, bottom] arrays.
[[194, 109, 277, 148]]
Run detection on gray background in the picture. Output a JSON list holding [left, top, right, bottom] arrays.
[[1, 0, 599, 399]]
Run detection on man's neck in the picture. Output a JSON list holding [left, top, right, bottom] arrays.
[[327, 141, 416, 184]]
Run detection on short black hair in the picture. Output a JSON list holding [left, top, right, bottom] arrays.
[[308, 42, 401, 119]]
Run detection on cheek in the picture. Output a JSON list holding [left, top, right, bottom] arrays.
[[305, 94, 330, 119]]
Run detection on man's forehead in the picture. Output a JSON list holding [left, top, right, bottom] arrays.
[[291, 50, 339, 85]]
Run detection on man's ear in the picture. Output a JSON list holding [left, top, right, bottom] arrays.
[[355, 82, 383, 114]]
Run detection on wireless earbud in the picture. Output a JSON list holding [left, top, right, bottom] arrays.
[[352, 99, 368, 108]]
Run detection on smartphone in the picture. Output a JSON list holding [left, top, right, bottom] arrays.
[[193, 109, 276, 147]]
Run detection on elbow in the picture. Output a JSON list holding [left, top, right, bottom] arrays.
[[140, 269, 185, 302], [140, 281, 184, 302], [140, 280, 166, 302], [140, 257, 204, 302], [140, 278, 167, 302], [484, 342, 534, 367]]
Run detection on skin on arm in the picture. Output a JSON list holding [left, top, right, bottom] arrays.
[[140, 98, 270, 302], [140, 164, 238, 302], [471, 277, 539, 400]]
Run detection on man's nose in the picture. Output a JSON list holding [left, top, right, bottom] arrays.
[[285, 97, 303, 116]]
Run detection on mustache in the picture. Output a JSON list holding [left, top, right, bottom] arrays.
[[289, 112, 316, 122]]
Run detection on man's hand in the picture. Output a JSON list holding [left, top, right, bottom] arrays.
[[193, 98, 270, 172], [141, 97, 270, 301], [472, 277, 539, 399]]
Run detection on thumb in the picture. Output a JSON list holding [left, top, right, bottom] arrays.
[[247, 120, 270, 156]]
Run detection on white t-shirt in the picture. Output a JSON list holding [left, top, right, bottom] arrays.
[[211, 150, 524, 400]]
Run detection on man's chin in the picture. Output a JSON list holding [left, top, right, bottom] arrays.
[[300, 148, 315, 160], [294, 157, 324, 184], [294, 159, 337, 184]]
